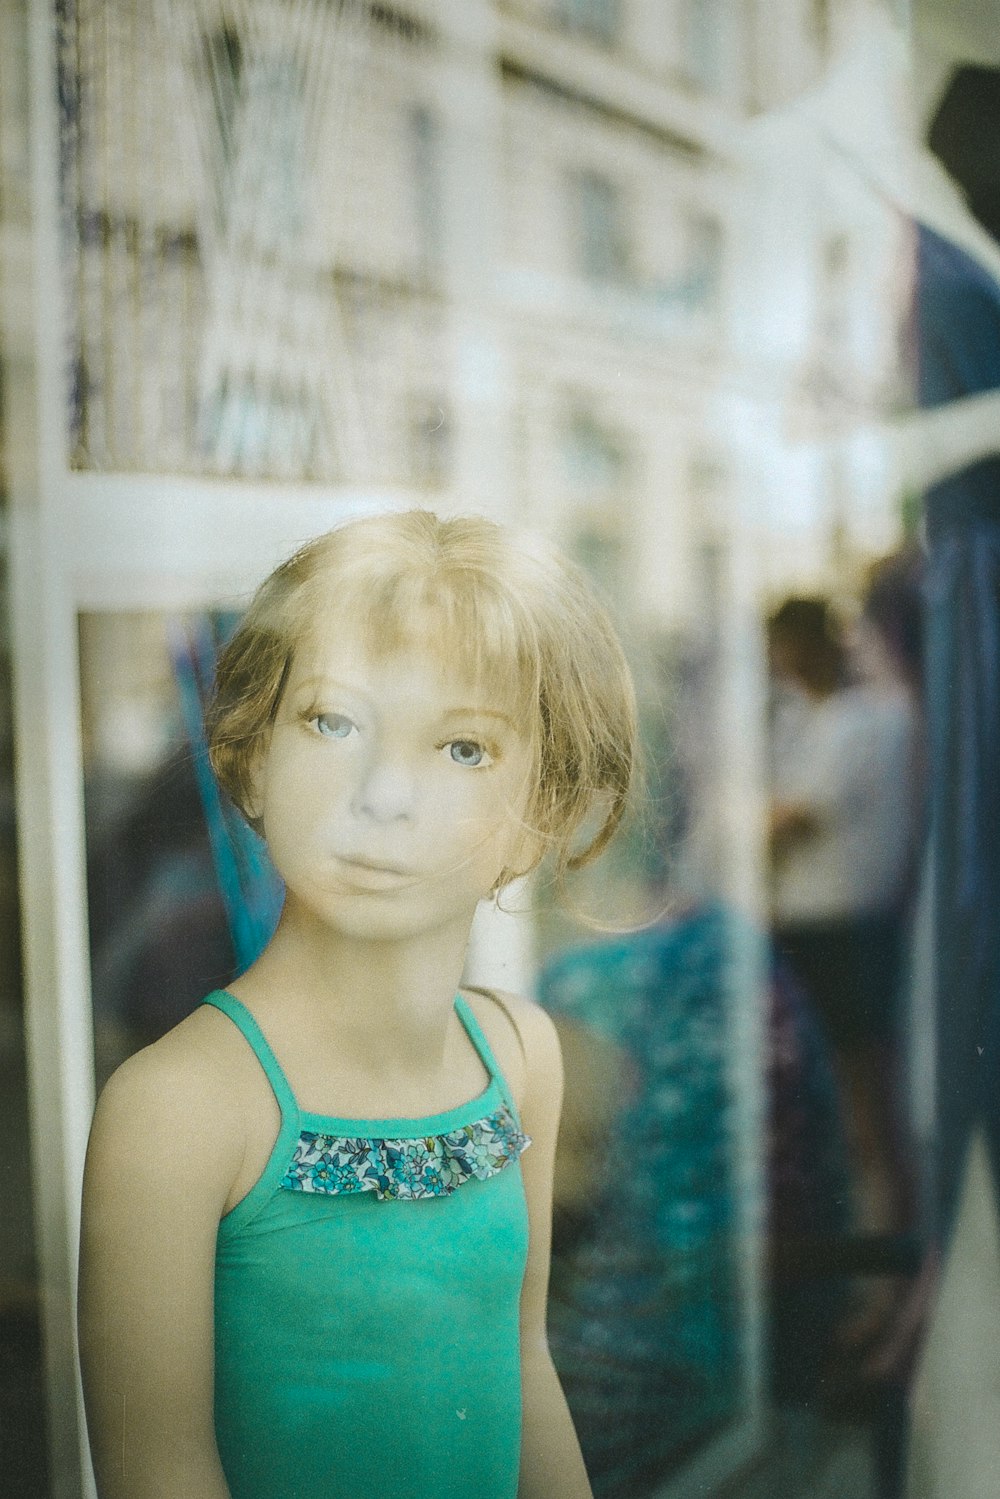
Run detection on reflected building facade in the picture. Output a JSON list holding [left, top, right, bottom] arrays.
[[0, 3, 917, 1498]]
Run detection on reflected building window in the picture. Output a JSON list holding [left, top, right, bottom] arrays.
[[570, 516, 626, 605], [202, 27, 242, 174], [807, 0, 830, 61], [653, 209, 725, 316], [554, 0, 621, 47], [409, 103, 443, 276], [798, 230, 854, 409], [681, 0, 726, 92], [560, 407, 632, 601], [817, 231, 851, 356], [562, 407, 631, 496], [60, 0, 434, 487], [684, 210, 724, 312], [200, 26, 307, 249], [570, 169, 632, 286], [407, 392, 451, 489]]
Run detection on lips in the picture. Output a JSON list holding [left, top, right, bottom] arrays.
[[333, 855, 418, 888], [337, 855, 413, 877]]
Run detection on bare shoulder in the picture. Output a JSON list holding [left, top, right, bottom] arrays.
[[95, 1003, 247, 1118], [461, 987, 561, 1111], [79, 1006, 250, 1493], [86, 1004, 253, 1199]]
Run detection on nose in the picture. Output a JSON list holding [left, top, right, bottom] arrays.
[[351, 756, 415, 824]]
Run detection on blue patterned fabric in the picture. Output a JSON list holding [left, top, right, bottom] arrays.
[[539, 905, 743, 1498], [539, 904, 849, 1496], [280, 1104, 531, 1201]]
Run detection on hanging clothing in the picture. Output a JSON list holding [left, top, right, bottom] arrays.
[[915, 221, 1000, 1241], [538, 905, 849, 1498]]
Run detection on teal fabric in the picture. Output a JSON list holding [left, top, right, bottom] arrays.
[[205, 990, 529, 1499]]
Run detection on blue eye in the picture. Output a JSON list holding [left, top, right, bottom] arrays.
[[448, 739, 488, 767], [314, 713, 354, 739]]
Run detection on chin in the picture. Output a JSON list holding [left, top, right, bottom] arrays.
[[298, 890, 480, 946]]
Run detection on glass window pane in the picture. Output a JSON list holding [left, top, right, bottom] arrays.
[[80, 612, 282, 1085]]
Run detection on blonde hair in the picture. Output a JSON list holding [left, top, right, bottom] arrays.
[[207, 509, 638, 887]]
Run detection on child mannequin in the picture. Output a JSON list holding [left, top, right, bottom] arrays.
[[78, 509, 637, 1499]]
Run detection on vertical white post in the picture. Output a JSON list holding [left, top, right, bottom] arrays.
[[3, 3, 98, 1495], [466, 880, 537, 998], [715, 509, 769, 1436]]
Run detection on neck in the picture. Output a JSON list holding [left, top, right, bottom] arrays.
[[238, 900, 475, 1070]]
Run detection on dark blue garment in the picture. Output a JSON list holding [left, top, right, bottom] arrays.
[[917, 223, 1000, 536], [916, 223, 1000, 1239]]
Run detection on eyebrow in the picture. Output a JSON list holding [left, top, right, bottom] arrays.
[[292, 676, 355, 696], [443, 707, 515, 725]]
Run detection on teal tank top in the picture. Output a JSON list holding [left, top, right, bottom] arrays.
[[205, 990, 531, 1499]]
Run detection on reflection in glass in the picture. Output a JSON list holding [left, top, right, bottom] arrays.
[[81, 613, 281, 1087]]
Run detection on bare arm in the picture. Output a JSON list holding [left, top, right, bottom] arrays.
[[890, 389, 1000, 497], [550, 1017, 628, 1215], [819, 388, 1000, 510], [78, 1033, 244, 1499], [508, 997, 594, 1499]]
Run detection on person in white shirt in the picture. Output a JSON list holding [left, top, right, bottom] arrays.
[[768, 597, 919, 1243]]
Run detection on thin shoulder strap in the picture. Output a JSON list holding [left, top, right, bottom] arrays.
[[202, 990, 298, 1120], [455, 990, 519, 1113]]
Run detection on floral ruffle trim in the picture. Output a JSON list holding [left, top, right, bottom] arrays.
[[279, 1103, 531, 1201]]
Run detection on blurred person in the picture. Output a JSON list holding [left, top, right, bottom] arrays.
[[767, 596, 919, 1245], [744, 8, 1000, 1493], [753, 8, 1000, 1255], [856, 547, 925, 705]]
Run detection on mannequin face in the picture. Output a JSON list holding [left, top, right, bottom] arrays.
[[251, 623, 536, 946]]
